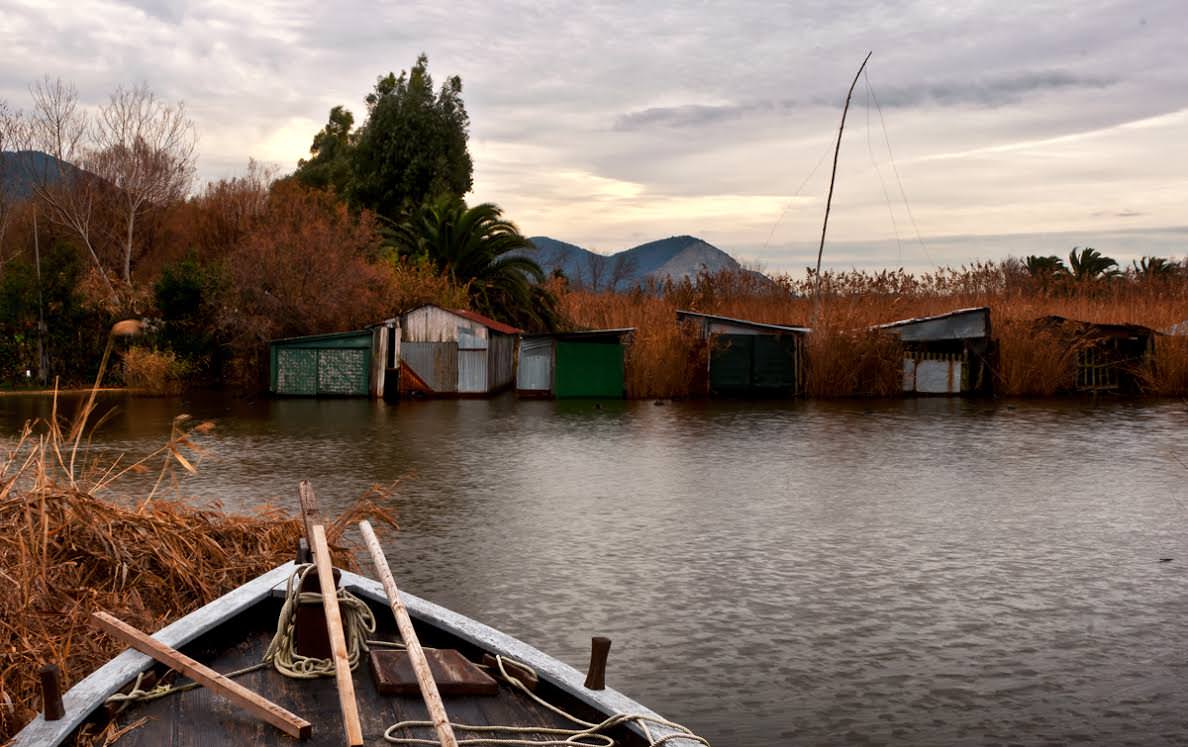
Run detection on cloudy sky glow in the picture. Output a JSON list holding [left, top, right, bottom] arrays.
[[2, 0, 1185, 273]]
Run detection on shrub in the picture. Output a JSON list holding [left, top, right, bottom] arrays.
[[122, 347, 191, 395]]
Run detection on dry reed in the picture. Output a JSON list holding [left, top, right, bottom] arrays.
[[0, 400, 396, 741]]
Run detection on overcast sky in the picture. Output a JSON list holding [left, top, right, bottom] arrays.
[[2, 0, 1185, 273]]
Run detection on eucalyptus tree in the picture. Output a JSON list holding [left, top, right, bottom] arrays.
[[384, 196, 557, 330]]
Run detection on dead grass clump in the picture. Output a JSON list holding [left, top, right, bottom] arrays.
[[1153, 334, 1188, 397], [0, 412, 397, 741], [805, 328, 903, 398], [122, 347, 191, 395], [994, 320, 1077, 397]]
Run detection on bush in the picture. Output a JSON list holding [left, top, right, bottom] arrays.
[[122, 347, 191, 395]]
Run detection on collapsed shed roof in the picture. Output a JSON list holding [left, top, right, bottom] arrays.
[[676, 310, 810, 334]]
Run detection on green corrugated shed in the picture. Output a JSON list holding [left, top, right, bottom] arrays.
[[518, 329, 632, 398], [269, 330, 374, 396], [676, 310, 808, 398], [710, 334, 801, 396], [555, 339, 625, 398]]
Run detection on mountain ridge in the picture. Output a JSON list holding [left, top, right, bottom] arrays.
[[525, 234, 766, 290]]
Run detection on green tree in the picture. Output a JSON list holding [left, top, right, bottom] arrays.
[[1068, 247, 1119, 281], [384, 196, 557, 331], [294, 55, 472, 222], [294, 106, 355, 193]]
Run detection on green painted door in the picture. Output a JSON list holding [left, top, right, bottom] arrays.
[[554, 341, 624, 398], [709, 335, 754, 394], [710, 334, 799, 396], [751, 335, 798, 391]]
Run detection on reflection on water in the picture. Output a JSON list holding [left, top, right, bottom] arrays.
[[3, 393, 1188, 745]]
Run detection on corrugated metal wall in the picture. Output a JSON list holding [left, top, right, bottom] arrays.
[[488, 335, 517, 391], [517, 337, 554, 392], [458, 350, 489, 393], [402, 306, 489, 345], [401, 342, 458, 392]]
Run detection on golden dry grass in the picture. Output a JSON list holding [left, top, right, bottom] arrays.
[[0, 405, 396, 742]]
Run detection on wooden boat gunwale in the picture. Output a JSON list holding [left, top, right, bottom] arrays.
[[13, 562, 701, 746]]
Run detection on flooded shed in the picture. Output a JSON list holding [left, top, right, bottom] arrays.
[[1035, 316, 1156, 394], [269, 328, 388, 397], [516, 329, 633, 398], [875, 307, 993, 395], [677, 310, 808, 397], [398, 305, 520, 396]]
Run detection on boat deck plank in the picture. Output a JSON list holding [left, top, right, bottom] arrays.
[[107, 607, 581, 746]]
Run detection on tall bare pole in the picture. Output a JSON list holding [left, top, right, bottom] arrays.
[[33, 205, 47, 386], [813, 51, 872, 323]]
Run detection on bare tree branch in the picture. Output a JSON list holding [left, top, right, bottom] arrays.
[[88, 82, 196, 283], [21, 77, 117, 298]]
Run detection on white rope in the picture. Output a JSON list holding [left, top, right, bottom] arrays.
[[105, 563, 376, 710], [383, 654, 711, 746], [263, 563, 376, 678]]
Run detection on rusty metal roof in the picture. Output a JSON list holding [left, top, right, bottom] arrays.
[[449, 308, 522, 335]]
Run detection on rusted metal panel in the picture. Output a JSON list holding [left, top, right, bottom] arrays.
[[400, 342, 458, 393], [458, 349, 488, 393], [517, 336, 554, 393], [488, 334, 517, 391]]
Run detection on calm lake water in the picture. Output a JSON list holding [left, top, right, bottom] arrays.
[[4, 392, 1188, 746]]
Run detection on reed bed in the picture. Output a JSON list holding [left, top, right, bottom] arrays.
[[556, 265, 1188, 398], [0, 404, 395, 742]]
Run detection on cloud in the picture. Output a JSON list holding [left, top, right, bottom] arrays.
[[614, 70, 1118, 131]]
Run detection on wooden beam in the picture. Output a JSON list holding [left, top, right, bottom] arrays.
[[310, 524, 364, 746], [297, 480, 321, 547], [359, 520, 459, 747], [91, 611, 311, 740]]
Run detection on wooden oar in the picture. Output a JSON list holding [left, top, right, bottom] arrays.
[[92, 611, 311, 740], [310, 524, 364, 746], [359, 520, 459, 747]]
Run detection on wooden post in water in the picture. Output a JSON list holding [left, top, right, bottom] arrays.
[[91, 611, 311, 739], [310, 524, 364, 746], [359, 520, 459, 747]]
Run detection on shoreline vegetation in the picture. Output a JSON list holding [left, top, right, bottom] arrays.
[[2, 65, 1185, 401], [0, 391, 396, 742]]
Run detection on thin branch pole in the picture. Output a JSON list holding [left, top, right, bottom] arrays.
[[814, 51, 873, 324], [359, 520, 459, 747]]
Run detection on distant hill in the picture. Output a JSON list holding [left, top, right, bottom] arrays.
[[525, 234, 768, 290], [0, 150, 84, 201]]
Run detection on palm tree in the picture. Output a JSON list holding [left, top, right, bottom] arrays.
[[383, 196, 559, 330], [1067, 247, 1119, 281], [1132, 256, 1178, 278], [1024, 255, 1068, 279]]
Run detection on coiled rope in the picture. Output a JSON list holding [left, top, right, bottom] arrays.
[[262, 563, 376, 678], [106, 564, 375, 709], [383, 654, 710, 746]]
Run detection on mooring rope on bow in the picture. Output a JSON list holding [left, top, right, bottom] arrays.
[[105, 564, 375, 709], [263, 563, 376, 678], [382, 653, 710, 747]]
